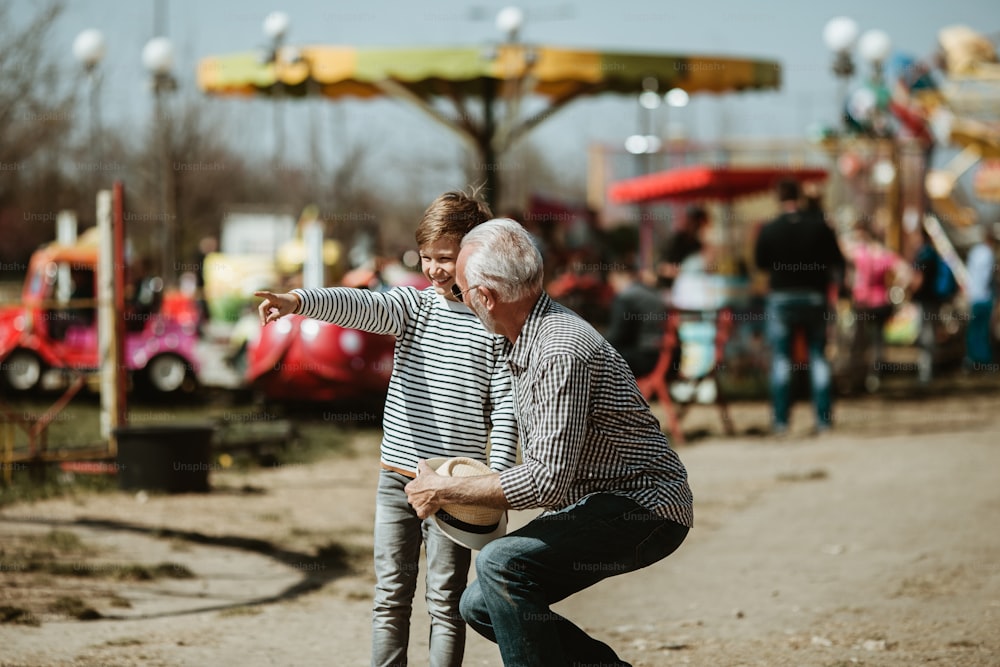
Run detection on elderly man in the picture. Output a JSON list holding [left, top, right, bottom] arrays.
[[405, 218, 692, 667]]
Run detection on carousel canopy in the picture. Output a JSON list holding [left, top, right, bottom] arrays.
[[197, 45, 781, 100], [198, 44, 781, 207], [608, 164, 828, 204]]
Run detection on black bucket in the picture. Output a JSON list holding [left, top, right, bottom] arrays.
[[114, 424, 216, 493]]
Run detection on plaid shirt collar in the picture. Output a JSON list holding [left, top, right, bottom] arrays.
[[504, 292, 550, 375]]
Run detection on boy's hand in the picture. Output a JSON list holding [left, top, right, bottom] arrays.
[[405, 460, 443, 519], [255, 291, 300, 326]]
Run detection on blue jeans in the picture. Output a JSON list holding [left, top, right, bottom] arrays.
[[460, 493, 689, 667], [966, 299, 995, 365], [373, 471, 471, 667], [764, 291, 833, 430], [915, 302, 938, 383]]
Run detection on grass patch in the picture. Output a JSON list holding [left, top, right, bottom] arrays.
[[41, 529, 89, 553], [48, 595, 102, 620], [102, 637, 145, 647], [107, 593, 132, 608], [113, 562, 194, 581], [17, 559, 194, 580], [217, 605, 262, 618], [0, 532, 193, 582], [0, 605, 40, 626], [0, 470, 119, 509]]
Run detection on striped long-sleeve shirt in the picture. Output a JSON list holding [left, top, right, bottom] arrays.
[[293, 285, 519, 474], [498, 294, 693, 528]]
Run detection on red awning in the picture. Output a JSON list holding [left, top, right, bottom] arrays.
[[608, 164, 828, 204]]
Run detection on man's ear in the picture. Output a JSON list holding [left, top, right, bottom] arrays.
[[477, 286, 496, 311]]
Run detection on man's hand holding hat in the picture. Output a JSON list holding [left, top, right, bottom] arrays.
[[406, 457, 511, 550], [406, 460, 445, 519]]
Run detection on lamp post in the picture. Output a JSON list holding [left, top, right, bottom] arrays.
[[142, 36, 177, 288], [495, 6, 525, 43], [824, 17, 901, 250], [822, 16, 859, 133], [624, 77, 666, 273], [73, 29, 106, 198], [858, 29, 892, 85], [263, 11, 290, 172]]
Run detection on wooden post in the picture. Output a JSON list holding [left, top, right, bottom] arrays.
[[98, 184, 128, 454]]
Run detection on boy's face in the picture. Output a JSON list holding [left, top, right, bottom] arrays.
[[420, 237, 462, 299]]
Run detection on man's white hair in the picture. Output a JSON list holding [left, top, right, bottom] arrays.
[[461, 218, 544, 301]]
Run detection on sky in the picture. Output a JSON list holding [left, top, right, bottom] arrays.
[[14, 0, 1000, 200]]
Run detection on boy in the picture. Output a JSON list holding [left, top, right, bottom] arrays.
[[256, 191, 518, 667]]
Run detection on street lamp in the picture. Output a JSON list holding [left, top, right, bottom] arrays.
[[495, 6, 525, 43], [823, 16, 859, 130], [857, 29, 892, 84], [142, 36, 177, 288], [263, 11, 290, 170], [665, 87, 689, 109], [73, 29, 106, 192]]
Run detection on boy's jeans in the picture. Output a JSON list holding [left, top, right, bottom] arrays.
[[372, 471, 470, 667], [459, 493, 689, 667]]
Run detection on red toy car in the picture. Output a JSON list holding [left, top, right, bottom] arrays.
[[0, 240, 200, 396]]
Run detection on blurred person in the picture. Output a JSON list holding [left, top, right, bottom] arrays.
[[194, 235, 218, 333], [964, 225, 997, 366], [753, 178, 846, 436], [604, 261, 668, 378], [657, 205, 711, 288], [256, 191, 518, 667], [844, 221, 912, 391], [910, 226, 948, 384], [405, 218, 691, 667]]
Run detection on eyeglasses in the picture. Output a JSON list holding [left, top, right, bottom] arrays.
[[451, 283, 478, 303]]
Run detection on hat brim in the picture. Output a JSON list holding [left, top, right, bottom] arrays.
[[425, 457, 508, 551]]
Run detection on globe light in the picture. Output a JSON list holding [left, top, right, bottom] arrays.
[[495, 6, 525, 38], [142, 37, 174, 75], [73, 29, 106, 69], [638, 90, 661, 110], [665, 87, 689, 108], [858, 29, 892, 64], [263, 11, 291, 40], [823, 16, 859, 53], [625, 134, 649, 154]]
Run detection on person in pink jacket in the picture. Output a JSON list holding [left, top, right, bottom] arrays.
[[845, 221, 911, 391]]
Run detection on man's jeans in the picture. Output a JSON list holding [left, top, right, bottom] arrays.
[[460, 493, 689, 667], [372, 471, 470, 667], [967, 299, 995, 365], [764, 291, 833, 430]]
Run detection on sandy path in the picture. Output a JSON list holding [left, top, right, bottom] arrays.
[[1, 391, 999, 666]]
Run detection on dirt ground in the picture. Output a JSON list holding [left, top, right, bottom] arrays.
[[2, 377, 999, 667]]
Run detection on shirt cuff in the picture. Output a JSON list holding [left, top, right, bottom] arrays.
[[498, 465, 538, 510]]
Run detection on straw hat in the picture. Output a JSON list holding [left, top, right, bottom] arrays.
[[424, 457, 507, 550]]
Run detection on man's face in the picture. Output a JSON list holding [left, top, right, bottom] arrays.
[[456, 248, 496, 334]]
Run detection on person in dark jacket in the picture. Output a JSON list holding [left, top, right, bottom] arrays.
[[604, 264, 668, 378], [754, 179, 846, 436]]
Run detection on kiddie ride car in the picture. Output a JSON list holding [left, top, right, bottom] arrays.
[[0, 236, 200, 397], [244, 266, 429, 406]]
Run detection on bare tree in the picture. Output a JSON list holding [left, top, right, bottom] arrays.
[[0, 0, 78, 264]]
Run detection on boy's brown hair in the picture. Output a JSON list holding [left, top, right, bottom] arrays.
[[415, 189, 493, 248]]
